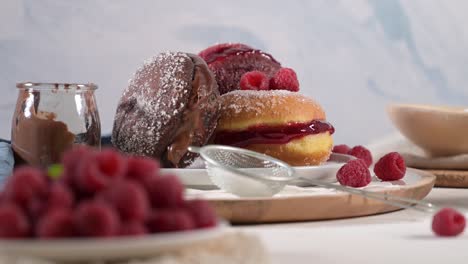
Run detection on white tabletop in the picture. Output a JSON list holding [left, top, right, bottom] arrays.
[[238, 188, 468, 264]]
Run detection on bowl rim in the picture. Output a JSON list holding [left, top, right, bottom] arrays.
[[387, 103, 468, 115]]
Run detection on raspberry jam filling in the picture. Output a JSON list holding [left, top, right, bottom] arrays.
[[213, 120, 334, 147], [203, 46, 278, 64]]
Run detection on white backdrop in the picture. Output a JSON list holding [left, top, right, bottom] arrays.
[[1, 0, 467, 145]]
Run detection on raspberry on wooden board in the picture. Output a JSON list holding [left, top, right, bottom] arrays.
[[332, 144, 351, 154], [348, 145, 373, 168], [374, 152, 406, 181], [336, 159, 371, 187]]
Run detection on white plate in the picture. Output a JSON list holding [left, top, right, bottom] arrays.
[[0, 223, 228, 262], [163, 153, 355, 188]]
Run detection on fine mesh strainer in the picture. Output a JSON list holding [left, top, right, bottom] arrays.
[[189, 145, 438, 213]]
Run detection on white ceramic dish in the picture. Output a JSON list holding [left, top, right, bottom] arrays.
[[0, 222, 227, 262], [163, 153, 354, 188]]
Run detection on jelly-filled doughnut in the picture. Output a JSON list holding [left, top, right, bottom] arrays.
[[213, 90, 334, 166]]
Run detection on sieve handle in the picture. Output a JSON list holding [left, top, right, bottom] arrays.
[[188, 146, 202, 153], [300, 178, 438, 213]]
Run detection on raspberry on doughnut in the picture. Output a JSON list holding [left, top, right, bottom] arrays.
[[213, 90, 334, 166]]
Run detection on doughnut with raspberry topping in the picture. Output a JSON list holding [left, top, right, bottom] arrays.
[[112, 52, 220, 168], [213, 90, 334, 166], [199, 43, 281, 94]]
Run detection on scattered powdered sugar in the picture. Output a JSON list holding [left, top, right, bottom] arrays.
[[186, 178, 401, 200], [113, 51, 192, 156]]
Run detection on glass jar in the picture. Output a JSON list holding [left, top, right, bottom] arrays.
[[11, 82, 101, 168]]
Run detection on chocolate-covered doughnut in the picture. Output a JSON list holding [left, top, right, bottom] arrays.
[[112, 52, 220, 168]]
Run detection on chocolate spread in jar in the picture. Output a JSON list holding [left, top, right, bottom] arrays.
[[11, 110, 76, 168]]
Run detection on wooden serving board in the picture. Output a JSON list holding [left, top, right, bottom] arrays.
[[197, 169, 435, 224], [423, 169, 468, 188]]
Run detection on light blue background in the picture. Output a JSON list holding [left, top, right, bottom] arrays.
[[1, 0, 467, 145]]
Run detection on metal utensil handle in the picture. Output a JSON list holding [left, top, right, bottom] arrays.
[[302, 178, 438, 213], [188, 146, 202, 153]]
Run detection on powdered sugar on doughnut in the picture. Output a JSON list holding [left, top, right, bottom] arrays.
[[217, 90, 327, 131], [112, 52, 192, 156], [221, 90, 323, 116]]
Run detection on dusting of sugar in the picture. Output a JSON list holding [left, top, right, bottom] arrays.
[[221, 90, 321, 116], [113, 51, 192, 156]]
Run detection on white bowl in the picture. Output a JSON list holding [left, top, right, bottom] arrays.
[[0, 222, 227, 262]]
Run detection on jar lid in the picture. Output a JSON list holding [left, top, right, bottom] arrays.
[[16, 82, 98, 90]]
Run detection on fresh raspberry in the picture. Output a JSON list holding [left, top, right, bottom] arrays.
[[119, 221, 148, 236], [74, 189, 94, 202], [374, 152, 406, 181], [336, 159, 371, 187], [75, 149, 127, 193], [348, 146, 373, 168], [4, 166, 48, 208], [27, 183, 74, 219], [332, 144, 351, 154], [145, 175, 184, 208], [61, 145, 94, 184], [62, 145, 93, 168], [36, 208, 75, 238], [269, 68, 300, 92], [74, 200, 120, 237], [47, 183, 74, 210], [0, 203, 30, 238], [98, 179, 150, 221], [239, 71, 269, 91], [147, 209, 195, 233], [125, 156, 160, 184], [27, 199, 45, 220], [432, 208, 466, 237], [95, 149, 127, 176], [185, 199, 217, 228]]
